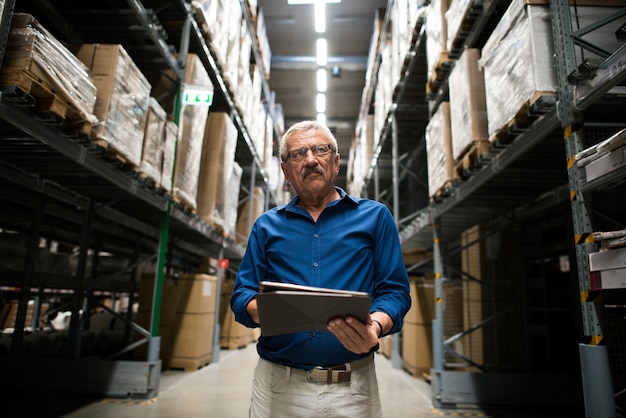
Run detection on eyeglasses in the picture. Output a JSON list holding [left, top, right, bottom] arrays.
[[282, 144, 336, 162]]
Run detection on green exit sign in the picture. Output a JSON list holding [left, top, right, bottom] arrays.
[[183, 89, 214, 105]]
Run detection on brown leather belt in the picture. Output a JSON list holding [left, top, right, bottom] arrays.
[[293, 354, 374, 384]]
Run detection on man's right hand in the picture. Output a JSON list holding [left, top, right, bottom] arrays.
[[246, 298, 260, 325]]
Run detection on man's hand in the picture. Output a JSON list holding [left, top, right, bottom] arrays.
[[246, 298, 260, 325], [327, 313, 392, 354]]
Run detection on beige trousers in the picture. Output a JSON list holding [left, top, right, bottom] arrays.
[[249, 357, 383, 418]]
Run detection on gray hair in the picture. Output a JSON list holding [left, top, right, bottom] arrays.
[[279, 120, 339, 161]]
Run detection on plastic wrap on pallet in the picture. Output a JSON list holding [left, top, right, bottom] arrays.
[[192, 0, 228, 65], [224, 2, 243, 91], [255, 7, 272, 80], [425, 0, 449, 74], [426, 102, 454, 199], [76, 44, 152, 167], [224, 162, 242, 237], [374, 40, 394, 144], [445, 0, 472, 52], [478, 1, 557, 139], [161, 120, 177, 194], [173, 54, 213, 210], [236, 186, 266, 243], [5, 14, 97, 123], [448, 48, 488, 160], [197, 112, 238, 233], [139, 98, 168, 185]]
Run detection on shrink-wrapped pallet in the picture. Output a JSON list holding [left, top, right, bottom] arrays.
[[448, 48, 489, 161], [236, 186, 266, 242], [224, 162, 242, 237], [161, 120, 177, 194], [139, 98, 168, 185], [2, 14, 97, 125], [479, 1, 556, 139], [197, 112, 238, 233], [426, 102, 454, 199], [425, 0, 450, 78], [172, 55, 213, 210], [76, 44, 152, 168]]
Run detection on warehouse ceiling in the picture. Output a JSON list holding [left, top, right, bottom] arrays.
[[257, 0, 389, 189]]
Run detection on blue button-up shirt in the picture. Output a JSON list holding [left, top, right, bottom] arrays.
[[230, 187, 411, 370]]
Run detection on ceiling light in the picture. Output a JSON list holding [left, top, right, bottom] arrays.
[[316, 93, 326, 113], [317, 113, 326, 125], [316, 38, 327, 66], [314, 1, 325, 33], [317, 68, 327, 92], [287, 0, 341, 4]]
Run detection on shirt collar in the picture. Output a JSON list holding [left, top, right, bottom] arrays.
[[279, 186, 358, 214]]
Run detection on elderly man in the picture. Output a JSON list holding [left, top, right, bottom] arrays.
[[231, 120, 411, 418]]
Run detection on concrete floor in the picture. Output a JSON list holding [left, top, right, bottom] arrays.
[[1, 344, 584, 417]]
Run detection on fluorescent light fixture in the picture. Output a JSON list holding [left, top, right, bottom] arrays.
[[316, 38, 327, 66], [287, 0, 340, 4], [317, 68, 327, 92], [314, 1, 325, 33], [317, 113, 326, 125], [316, 93, 326, 113]]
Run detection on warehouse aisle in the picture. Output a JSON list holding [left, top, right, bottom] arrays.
[[1, 341, 586, 417], [2, 343, 441, 417]]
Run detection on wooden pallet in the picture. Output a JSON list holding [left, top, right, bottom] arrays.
[[454, 139, 490, 178], [447, 0, 484, 58], [429, 180, 454, 203], [168, 352, 213, 372], [426, 51, 454, 97], [172, 194, 198, 215], [0, 70, 92, 136], [138, 171, 166, 193], [401, 360, 430, 379], [220, 338, 250, 351], [488, 92, 556, 145]]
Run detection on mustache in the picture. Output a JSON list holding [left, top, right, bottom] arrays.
[[302, 166, 324, 177]]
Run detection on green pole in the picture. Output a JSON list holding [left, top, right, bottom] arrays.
[[150, 82, 183, 342]]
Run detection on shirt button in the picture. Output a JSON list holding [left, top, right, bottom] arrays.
[[314, 233, 319, 238], [313, 262, 318, 268]]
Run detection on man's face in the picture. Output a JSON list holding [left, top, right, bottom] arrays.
[[281, 128, 339, 197]]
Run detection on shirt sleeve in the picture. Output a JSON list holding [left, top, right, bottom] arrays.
[[230, 221, 265, 329], [370, 205, 412, 335]]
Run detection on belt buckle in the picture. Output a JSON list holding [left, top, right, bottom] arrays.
[[306, 364, 352, 383], [305, 366, 324, 383]]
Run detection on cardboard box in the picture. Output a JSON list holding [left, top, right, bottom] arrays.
[[405, 276, 436, 324], [176, 274, 217, 314], [426, 102, 454, 198], [169, 312, 215, 359], [402, 322, 433, 376], [161, 120, 177, 193], [76, 44, 151, 167], [137, 274, 184, 327], [448, 48, 489, 160], [220, 306, 253, 349], [236, 187, 266, 242], [196, 112, 239, 232], [139, 97, 168, 184], [3, 14, 97, 121], [481, 2, 624, 138]]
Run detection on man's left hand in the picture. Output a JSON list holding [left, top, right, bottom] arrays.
[[326, 316, 380, 354]]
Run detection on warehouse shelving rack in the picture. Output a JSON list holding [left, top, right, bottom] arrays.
[[0, 0, 277, 398], [551, 1, 626, 416], [356, 0, 626, 413]]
